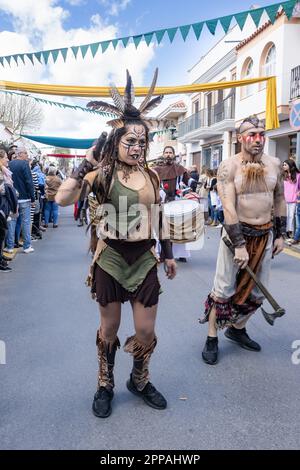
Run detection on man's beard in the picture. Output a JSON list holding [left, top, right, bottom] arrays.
[[165, 157, 174, 165], [241, 161, 269, 194]]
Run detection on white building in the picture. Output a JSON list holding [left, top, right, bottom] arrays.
[[149, 100, 187, 163], [236, 6, 300, 162], [178, 3, 300, 169]]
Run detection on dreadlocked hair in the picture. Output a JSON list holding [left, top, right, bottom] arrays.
[[89, 119, 159, 252]]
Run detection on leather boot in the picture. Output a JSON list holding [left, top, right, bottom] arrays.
[[92, 330, 120, 418], [124, 335, 167, 410]]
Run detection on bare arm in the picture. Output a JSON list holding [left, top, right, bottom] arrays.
[[217, 160, 249, 268], [55, 177, 82, 207], [217, 160, 238, 225], [273, 162, 286, 219]]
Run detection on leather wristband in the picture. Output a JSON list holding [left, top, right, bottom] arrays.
[[70, 159, 94, 188], [160, 240, 173, 260], [223, 223, 246, 248], [274, 216, 287, 239]]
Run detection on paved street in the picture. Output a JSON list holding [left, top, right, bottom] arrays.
[[1, 207, 300, 450]]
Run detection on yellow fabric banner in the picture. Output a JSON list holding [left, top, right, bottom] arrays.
[[0, 76, 279, 129]]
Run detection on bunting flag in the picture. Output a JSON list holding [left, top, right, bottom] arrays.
[[0, 1, 296, 68], [0, 76, 280, 130], [0, 90, 116, 118]]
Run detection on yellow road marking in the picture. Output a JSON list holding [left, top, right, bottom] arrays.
[[283, 247, 300, 259]]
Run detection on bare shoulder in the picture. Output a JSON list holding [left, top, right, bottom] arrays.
[[263, 154, 282, 173], [217, 157, 237, 182]]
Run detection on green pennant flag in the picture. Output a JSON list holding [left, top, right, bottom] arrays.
[[0, 58, 4, 67], [179, 25, 190, 41], [50, 49, 60, 63], [144, 32, 154, 46], [155, 29, 165, 44], [34, 51, 42, 64], [5, 56, 12, 66], [249, 7, 264, 27], [60, 48, 68, 62], [235, 11, 249, 30], [42, 50, 51, 64], [192, 22, 204, 40], [282, 0, 296, 20], [112, 39, 119, 49], [220, 15, 233, 33], [121, 37, 130, 47], [19, 54, 25, 65], [265, 4, 279, 24], [71, 46, 79, 58], [26, 53, 34, 65], [206, 19, 218, 35], [101, 41, 110, 53], [80, 44, 89, 58], [12, 55, 19, 66], [133, 34, 143, 48], [166, 27, 177, 43], [90, 42, 100, 57]]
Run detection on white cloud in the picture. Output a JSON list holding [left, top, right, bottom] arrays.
[[0, 0, 155, 145], [98, 0, 131, 17], [65, 0, 86, 6]]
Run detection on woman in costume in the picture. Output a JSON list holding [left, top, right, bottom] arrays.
[[56, 69, 177, 418]]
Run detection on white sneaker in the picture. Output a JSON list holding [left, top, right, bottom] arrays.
[[23, 247, 34, 254], [4, 248, 14, 253]]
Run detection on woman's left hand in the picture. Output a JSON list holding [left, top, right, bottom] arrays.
[[164, 259, 177, 280]]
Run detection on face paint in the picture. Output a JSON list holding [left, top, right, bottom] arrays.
[[118, 125, 147, 164]]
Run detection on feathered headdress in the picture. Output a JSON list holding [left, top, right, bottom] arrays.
[[86, 68, 164, 129]]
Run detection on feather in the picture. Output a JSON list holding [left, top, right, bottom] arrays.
[[110, 85, 125, 113], [139, 68, 158, 113], [86, 100, 122, 116], [140, 95, 163, 115], [124, 70, 135, 107], [106, 118, 125, 129]]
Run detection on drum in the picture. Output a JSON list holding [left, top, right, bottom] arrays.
[[162, 199, 204, 244]]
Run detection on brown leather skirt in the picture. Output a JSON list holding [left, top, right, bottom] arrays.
[[92, 263, 160, 308]]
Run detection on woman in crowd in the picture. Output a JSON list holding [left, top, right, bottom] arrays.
[[44, 166, 62, 228], [282, 159, 300, 239], [0, 149, 17, 272]]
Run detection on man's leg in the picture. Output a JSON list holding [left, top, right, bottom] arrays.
[[20, 201, 32, 250]]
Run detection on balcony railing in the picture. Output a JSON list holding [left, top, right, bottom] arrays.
[[290, 66, 300, 101], [178, 94, 235, 138]]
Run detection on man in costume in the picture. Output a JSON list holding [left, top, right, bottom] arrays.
[[56, 69, 177, 418], [154, 146, 190, 261], [200, 116, 286, 365]]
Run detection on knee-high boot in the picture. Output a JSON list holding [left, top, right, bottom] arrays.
[[124, 334, 167, 410], [92, 329, 120, 418]]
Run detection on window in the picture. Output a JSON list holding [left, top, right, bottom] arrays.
[[263, 44, 276, 77], [241, 58, 254, 98]]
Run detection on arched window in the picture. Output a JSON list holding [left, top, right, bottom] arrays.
[[242, 58, 254, 98], [263, 44, 276, 77]]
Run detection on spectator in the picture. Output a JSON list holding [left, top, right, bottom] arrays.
[[44, 166, 62, 228], [0, 149, 18, 271], [5, 147, 35, 254], [288, 167, 300, 246], [282, 160, 300, 239]]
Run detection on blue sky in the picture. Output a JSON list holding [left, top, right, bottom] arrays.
[[0, 0, 283, 137], [0, 0, 278, 84]]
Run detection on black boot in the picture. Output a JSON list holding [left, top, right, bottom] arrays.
[[224, 326, 261, 351], [202, 336, 218, 365], [92, 331, 120, 418], [124, 335, 167, 410]]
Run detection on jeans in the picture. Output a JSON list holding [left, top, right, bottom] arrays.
[[6, 201, 32, 250], [294, 204, 300, 241], [44, 201, 59, 225]]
